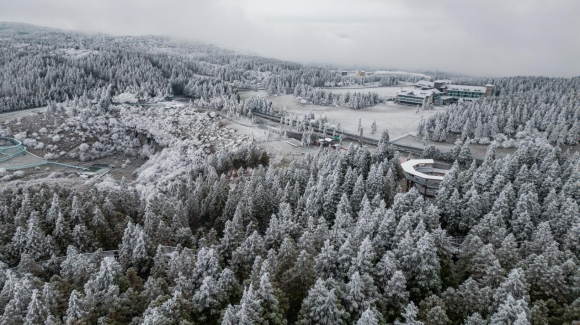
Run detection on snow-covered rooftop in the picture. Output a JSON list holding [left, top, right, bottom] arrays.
[[447, 84, 487, 92], [415, 80, 434, 88], [397, 88, 439, 98]]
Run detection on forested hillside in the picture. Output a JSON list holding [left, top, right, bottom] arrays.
[[0, 22, 290, 111], [0, 22, 578, 325]]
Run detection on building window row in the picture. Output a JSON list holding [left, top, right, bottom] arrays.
[[447, 91, 484, 98]]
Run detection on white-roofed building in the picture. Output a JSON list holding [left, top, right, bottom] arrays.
[[433, 80, 452, 91], [396, 88, 440, 106], [398, 81, 494, 107], [414, 80, 435, 89], [446, 84, 494, 100]]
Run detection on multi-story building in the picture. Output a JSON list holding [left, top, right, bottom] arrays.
[[396, 88, 440, 106], [445, 84, 493, 100], [414, 80, 434, 89], [416, 80, 451, 91], [404, 81, 493, 105], [433, 80, 452, 91]]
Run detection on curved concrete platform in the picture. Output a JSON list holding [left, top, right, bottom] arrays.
[[401, 159, 450, 197], [401, 159, 445, 181]]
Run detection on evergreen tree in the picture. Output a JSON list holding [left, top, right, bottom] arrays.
[[493, 268, 529, 306], [356, 308, 380, 325], [298, 278, 346, 325], [65, 290, 87, 325], [489, 295, 530, 325], [395, 302, 424, 325], [425, 306, 450, 325], [192, 276, 223, 321], [384, 270, 410, 316], [24, 289, 49, 325], [350, 236, 376, 276], [256, 272, 285, 325]]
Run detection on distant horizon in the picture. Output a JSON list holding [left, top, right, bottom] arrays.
[[1, 0, 578, 78], [2, 21, 578, 81]]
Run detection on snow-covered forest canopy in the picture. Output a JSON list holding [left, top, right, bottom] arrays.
[[1, 133, 579, 324], [0, 22, 578, 325]]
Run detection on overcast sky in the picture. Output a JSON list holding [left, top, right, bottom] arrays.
[[1, 0, 579, 77]]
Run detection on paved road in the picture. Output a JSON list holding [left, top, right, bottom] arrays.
[[0, 106, 46, 122], [250, 109, 483, 164]]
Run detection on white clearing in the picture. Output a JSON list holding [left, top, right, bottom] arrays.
[[321, 85, 416, 98], [239, 91, 443, 140]]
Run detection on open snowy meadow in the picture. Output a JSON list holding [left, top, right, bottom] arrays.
[[322, 85, 416, 98], [239, 89, 442, 140]]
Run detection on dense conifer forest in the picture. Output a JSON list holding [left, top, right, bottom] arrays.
[[0, 22, 578, 325]]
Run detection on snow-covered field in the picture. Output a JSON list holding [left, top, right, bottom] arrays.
[[239, 90, 442, 139], [321, 85, 415, 98], [374, 70, 430, 78]]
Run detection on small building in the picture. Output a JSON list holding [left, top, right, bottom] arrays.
[[357, 70, 366, 77], [341, 71, 348, 76], [407, 81, 493, 105]]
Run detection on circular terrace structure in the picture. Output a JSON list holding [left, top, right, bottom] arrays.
[[401, 159, 451, 197], [0, 137, 27, 163]]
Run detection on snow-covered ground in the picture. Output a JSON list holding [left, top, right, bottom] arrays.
[[238, 90, 268, 100], [212, 112, 321, 167], [238, 90, 442, 140], [374, 70, 430, 78], [0, 106, 46, 122], [321, 85, 415, 98], [53, 48, 101, 59]]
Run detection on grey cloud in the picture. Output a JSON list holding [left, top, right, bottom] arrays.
[[0, 0, 578, 77]]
